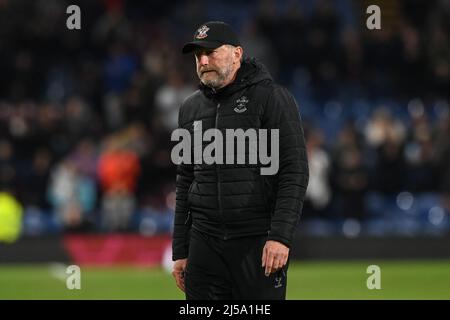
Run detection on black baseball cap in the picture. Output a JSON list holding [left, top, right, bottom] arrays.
[[182, 21, 240, 54]]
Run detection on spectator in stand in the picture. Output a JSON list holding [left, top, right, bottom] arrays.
[[97, 134, 141, 231], [47, 158, 97, 232], [0, 140, 16, 192], [24, 148, 53, 210], [154, 70, 194, 132], [404, 106, 436, 191], [434, 113, 450, 213], [365, 108, 407, 194], [304, 128, 332, 219], [331, 124, 368, 220], [427, 21, 450, 99]]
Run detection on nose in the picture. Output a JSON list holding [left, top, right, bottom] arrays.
[[198, 53, 209, 66]]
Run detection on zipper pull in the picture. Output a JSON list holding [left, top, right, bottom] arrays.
[[184, 211, 191, 225]]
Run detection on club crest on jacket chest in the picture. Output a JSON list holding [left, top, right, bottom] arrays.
[[233, 96, 249, 113]]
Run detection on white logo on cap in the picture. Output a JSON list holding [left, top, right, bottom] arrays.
[[196, 25, 209, 39]]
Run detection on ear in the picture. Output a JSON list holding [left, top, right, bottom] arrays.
[[234, 46, 243, 61]]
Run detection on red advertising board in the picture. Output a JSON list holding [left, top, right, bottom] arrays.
[[63, 234, 172, 267]]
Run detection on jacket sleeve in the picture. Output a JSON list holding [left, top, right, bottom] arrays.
[[172, 104, 194, 261], [262, 85, 309, 247]]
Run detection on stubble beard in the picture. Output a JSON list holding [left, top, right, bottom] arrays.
[[198, 60, 234, 90]]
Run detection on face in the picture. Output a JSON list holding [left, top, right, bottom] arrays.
[[194, 45, 241, 89]]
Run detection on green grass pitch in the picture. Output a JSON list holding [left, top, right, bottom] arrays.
[[0, 260, 449, 299]]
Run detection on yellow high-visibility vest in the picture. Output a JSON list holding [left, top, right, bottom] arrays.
[[0, 192, 23, 243]]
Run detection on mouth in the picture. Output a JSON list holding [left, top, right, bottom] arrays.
[[201, 70, 216, 75]]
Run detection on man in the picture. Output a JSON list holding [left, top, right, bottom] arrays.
[[172, 21, 309, 299]]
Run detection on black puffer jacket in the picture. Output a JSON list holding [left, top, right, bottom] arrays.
[[172, 58, 309, 260]]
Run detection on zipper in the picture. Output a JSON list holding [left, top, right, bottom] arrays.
[[215, 102, 228, 240]]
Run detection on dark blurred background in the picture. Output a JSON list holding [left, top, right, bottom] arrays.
[[0, 0, 449, 243]]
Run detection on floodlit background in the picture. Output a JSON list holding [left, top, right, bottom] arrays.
[[0, 0, 449, 299]]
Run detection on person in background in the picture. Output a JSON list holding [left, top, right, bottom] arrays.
[[97, 135, 141, 231]]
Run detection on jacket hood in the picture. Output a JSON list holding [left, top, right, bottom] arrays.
[[199, 57, 273, 99]]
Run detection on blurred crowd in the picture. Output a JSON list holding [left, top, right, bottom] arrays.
[[0, 0, 449, 236], [303, 103, 450, 219]]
